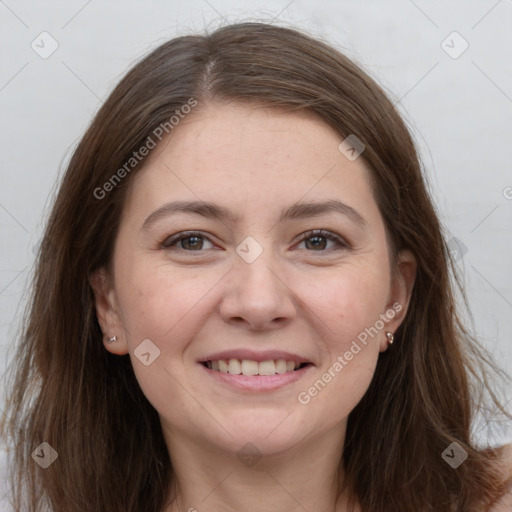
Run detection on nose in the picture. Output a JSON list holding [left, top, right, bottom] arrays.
[[219, 252, 296, 331]]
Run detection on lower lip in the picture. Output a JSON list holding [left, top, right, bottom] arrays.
[[199, 363, 313, 391]]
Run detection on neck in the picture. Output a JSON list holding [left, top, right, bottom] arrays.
[[161, 423, 359, 512]]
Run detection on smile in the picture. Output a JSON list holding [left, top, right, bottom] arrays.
[[201, 358, 311, 376]]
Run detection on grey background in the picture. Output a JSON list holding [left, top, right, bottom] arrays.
[[1, 0, 511, 447]]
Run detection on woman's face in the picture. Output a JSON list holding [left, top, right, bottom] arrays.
[[91, 102, 415, 457]]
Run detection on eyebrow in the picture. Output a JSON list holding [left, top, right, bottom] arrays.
[[141, 199, 367, 232]]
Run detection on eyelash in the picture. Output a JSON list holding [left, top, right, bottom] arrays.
[[160, 229, 350, 253]]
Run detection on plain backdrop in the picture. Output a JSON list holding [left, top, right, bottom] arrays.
[[0, 0, 511, 448]]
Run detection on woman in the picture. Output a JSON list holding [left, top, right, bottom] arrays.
[[1, 21, 511, 512]]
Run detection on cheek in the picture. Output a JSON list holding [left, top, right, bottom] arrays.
[[115, 257, 215, 343], [292, 261, 388, 410], [113, 263, 214, 421], [298, 260, 390, 345], [295, 269, 384, 420], [297, 346, 378, 426]]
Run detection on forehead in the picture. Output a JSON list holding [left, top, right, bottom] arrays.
[[124, 102, 378, 224]]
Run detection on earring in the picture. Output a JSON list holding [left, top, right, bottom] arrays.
[[386, 332, 394, 346], [107, 335, 117, 344]]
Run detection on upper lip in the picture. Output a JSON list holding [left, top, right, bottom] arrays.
[[198, 349, 313, 365]]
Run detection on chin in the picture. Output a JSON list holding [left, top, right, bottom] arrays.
[[211, 410, 315, 456]]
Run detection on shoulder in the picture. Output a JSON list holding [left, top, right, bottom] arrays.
[[488, 443, 512, 512]]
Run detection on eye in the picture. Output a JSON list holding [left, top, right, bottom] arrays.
[[160, 229, 349, 253], [161, 231, 215, 251], [295, 230, 349, 251]]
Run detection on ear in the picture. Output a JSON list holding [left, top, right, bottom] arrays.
[[89, 267, 129, 355], [379, 249, 417, 352]]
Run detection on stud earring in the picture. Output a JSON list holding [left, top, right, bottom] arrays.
[[386, 332, 394, 346], [107, 335, 117, 344]]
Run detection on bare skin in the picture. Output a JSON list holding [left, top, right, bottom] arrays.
[[90, 102, 418, 511]]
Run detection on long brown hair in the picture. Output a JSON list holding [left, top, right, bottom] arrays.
[[1, 21, 510, 512]]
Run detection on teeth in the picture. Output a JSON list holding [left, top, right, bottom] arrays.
[[241, 360, 259, 376], [206, 358, 305, 376], [259, 360, 276, 376], [228, 358, 241, 375], [275, 359, 287, 374]]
